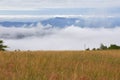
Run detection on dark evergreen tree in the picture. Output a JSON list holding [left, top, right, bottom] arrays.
[[0, 40, 7, 51]]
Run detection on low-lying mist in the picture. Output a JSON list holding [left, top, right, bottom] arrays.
[[1, 24, 120, 50]]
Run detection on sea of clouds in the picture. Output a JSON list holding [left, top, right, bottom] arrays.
[[0, 22, 120, 50]]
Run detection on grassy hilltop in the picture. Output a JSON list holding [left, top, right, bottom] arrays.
[[0, 50, 120, 80]]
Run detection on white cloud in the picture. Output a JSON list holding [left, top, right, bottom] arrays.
[[0, 24, 57, 39], [1, 25, 120, 50], [0, 0, 120, 10]]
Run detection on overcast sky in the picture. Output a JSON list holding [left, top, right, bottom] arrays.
[[0, 0, 120, 50], [0, 0, 120, 10]]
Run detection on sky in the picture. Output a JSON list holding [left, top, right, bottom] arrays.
[[0, 0, 119, 15], [0, 0, 120, 50], [0, 0, 120, 10], [0, 0, 119, 16]]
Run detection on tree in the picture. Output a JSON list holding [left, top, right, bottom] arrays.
[[100, 44, 107, 50], [108, 44, 120, 49], [0, 40, 7, 51]]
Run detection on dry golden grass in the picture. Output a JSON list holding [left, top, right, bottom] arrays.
[[0, 50, 120, 80]]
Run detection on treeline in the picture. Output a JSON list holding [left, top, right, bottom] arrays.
[[86, 44, 120, 51]]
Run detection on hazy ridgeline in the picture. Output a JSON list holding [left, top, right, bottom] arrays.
[[0, 50, 120, 80]]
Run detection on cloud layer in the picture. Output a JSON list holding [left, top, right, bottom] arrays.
[[1, 24, 120, 50]]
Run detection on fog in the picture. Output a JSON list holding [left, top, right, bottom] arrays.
[[1, 24, 120, 50]]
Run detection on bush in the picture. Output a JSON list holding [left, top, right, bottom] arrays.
[[86, 48, 90, 51]]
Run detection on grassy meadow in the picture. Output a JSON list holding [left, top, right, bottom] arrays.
[[0, 50, 120, 80]]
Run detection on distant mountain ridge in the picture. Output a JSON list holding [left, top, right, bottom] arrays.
[[0, 17, 120, 28]]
